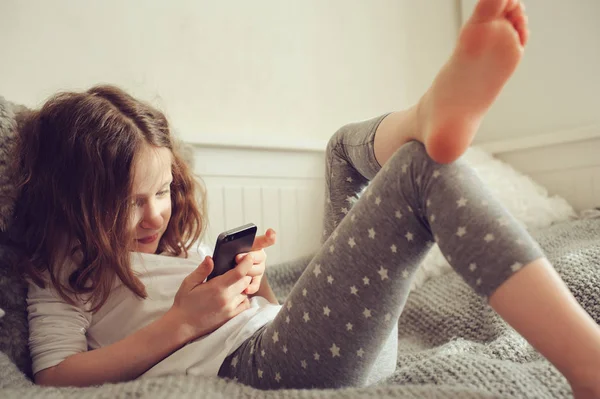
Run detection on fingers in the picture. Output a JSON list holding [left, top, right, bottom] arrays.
[[244, 277, 261, 295], [222, 254, 255, 286], [236, 249, 266, 264], [232, 296, 251, 316], [250, 228, 277, 251]]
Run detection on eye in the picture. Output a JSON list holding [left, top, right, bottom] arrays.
[[157, 189, 170, 197], [133, 198, 145, 207]]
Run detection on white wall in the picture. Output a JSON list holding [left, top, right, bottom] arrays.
[[0, 0, 460, 144], [461, 0, 600, 144]]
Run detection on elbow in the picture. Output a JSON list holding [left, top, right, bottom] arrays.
[[34, 367, 57, 386]]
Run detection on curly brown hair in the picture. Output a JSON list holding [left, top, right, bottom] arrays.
[[10, 85, 206, 312]]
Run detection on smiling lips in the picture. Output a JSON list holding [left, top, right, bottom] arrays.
[[137, 233, 159, 244]]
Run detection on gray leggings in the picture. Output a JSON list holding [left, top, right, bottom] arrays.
[[218, 114, 544, 389]]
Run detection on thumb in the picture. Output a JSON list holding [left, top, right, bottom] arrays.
[[184, 256, 214, 289], [196, 256, 214, 280]]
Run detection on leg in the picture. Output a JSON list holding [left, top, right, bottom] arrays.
[[219, 136, 545, 389]]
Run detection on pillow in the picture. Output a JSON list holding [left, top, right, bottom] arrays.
[[411, 145, 577, 290], [0, 96, 23, 232]]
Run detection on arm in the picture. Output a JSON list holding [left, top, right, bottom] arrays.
[[252, 274, 278, 305], [36, 309, 192, 386]]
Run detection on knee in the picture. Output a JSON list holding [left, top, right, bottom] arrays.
[[326, 124, 349, 159], [386, 140, 432, 170]]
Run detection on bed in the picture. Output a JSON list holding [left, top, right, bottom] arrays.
[[1, 94, 600, 398]]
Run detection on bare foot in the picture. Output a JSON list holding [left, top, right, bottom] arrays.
[[417, 0, 529, 164]]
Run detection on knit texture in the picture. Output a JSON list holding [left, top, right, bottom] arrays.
[[2, 218, 599, 398]]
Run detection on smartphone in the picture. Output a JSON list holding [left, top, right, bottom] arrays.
[[207, 223, 257, 281]]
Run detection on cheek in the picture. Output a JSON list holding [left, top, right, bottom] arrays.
[[161, 199, 173, 223], [130, 208, 143, 231]]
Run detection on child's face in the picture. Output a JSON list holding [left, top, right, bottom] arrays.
[[129, 146, 173, 254]]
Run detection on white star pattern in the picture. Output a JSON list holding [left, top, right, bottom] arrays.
[[511, 262, 523, 272], [326, 197, 331, 204], [456, 197, 468, 207], [313, 264, 322, 277], [314, 352, 320, 361], [469, 263, 477, 272], [447, 255, 452, 262], [357, 348, 365, 357], [395, 210, 402, 219], [363, 308, 372, 318], [430, 214, 436, 223], [402, 270, 410, 279], [329, 245, 335, 253], [378, 267, 389, 280], [363, 276, 370, 285], [434, 234, 440, 242], [327, 275, 334, 284], [385, 313, 392, 322], [272, 331, 279, 343], [348, 237, 356, 248], [432, 170, 441, 178], [484, 233, 495, 242], [415, 176, 421, 186], [332, 230, 338, 239], [390, 244, 397, 253], [303, 312, 310, 323], [275, 372, 282, 382], [346, 196, 354, 203], [341, 207, 349, 215], [283, 345, 288, 354], [401, 164, 408, 173], [456, 226, 467, 237], [231, 356, 239, 367], [258, 369, 264, 378], [302, 288, 308, 297], [346, 323, 353, 331], [301, 360, 307, 369], [476, 278, 482, 286], [368, 228, 376, 239], [323, 306, 331, 316], [346, 176, 353, 182], [405, 232, 414, 241], [285, 315, 290, 324], [261, 349, 266, 357], [408, 206, 413, 213], [366, 190, 373, 199], [350, 286, 358, 295], [427, 199, 432, 207], [287, 301, 292, 310], [498, 217, 509, 226], [330, 344, 341, 357], [375, 196, 382, 205]]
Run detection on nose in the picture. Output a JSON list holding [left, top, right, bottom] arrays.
[[140, 200, 163, 230]]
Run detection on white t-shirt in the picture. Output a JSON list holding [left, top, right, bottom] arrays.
[[27, 249, 282, 377]]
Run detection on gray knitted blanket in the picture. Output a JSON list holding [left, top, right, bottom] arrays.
[[2, 218, 600, 398]]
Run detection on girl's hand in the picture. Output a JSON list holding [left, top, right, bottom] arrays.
[[235, 228, 276, 295], [169, 254, 254, 341]]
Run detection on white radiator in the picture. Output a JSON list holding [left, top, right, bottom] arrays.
[[191, 143, 326, 265]]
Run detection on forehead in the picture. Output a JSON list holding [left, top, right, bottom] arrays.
[[132, 146, 173, 194]]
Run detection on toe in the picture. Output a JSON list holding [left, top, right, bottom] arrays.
[[471, 0, 511, 23], [506, 4, 528, 46]]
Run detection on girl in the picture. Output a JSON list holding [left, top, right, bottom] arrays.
[[10, 0, 600, 397]]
